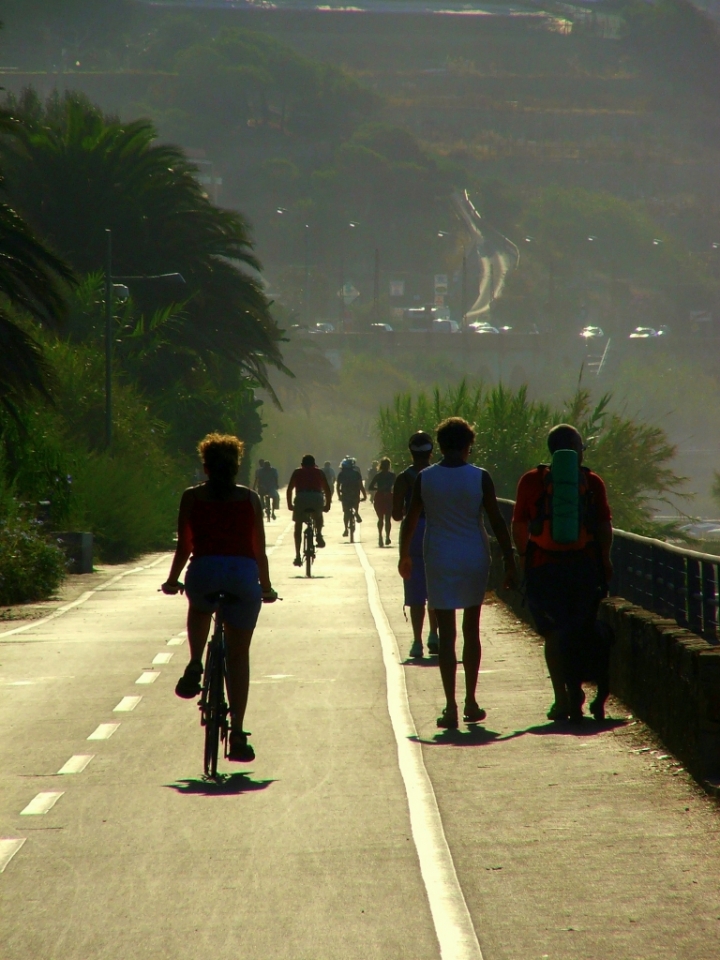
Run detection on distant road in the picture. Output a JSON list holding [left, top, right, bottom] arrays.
[[140, 0, 539, 15], [453, 189, 519, 321]]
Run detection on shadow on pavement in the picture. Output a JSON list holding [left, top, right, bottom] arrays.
[[500, 717, 629, 741], [410, 726, 504, 747], [402, 657, 439, 668], [165, 772, 276, 796]]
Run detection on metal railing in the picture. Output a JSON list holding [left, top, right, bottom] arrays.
[[496, 499, 720, 643]]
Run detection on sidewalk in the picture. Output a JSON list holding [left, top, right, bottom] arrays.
[[369, 538, 720, 960]]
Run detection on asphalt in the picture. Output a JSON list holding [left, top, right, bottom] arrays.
[[1, 508, 719, 960]]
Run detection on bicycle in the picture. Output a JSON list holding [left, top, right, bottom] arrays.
[[261, 493, 273, 523], [199, 590, 235, 778], [302, 508, 316, 577], [343, 504, 357, 543]]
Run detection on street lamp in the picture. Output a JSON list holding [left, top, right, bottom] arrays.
[[104, 227, 185, 448]]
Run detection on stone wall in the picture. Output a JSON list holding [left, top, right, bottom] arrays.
[[489, 541, 720, 795]]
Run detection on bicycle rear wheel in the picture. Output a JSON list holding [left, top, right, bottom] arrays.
[[203, 648, 222, 778], [349, 514, 355, 544], [304, 524, 313, 578]]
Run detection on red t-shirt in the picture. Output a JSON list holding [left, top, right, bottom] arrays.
[[291, 466, 326, 492], [513, 466, 611, 567], [181, 497, 256, 559]]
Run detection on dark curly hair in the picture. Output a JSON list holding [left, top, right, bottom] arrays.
[[436, 417, 475, 453], [198, 433, 244, 496]]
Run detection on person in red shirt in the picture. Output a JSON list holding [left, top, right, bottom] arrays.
[[286, 454, 333, 566], [512, 424, 613, 723], [162, 433, 276, 762]]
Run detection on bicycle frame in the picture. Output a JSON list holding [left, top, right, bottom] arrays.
[[302, 510, 316, 577]]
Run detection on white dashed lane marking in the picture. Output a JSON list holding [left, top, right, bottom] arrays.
[[58, 755, 94, 775], [135, 672, 159, 685], [0, 839, 26, 873], [21, 792, 64, 816], [152, 652, 174, 665], [167, 637, 184, 646], [87, 722, 120, 740], [113, 696, 142, 712]]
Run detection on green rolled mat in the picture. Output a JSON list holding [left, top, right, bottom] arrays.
[[551, 448, 580, 543]]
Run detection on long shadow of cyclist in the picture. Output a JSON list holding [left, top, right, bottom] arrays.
[[165, 773, 276, 796]]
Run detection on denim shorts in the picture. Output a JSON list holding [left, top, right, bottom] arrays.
[[403, 520, 428, 607], [185, 555, 262, 630]]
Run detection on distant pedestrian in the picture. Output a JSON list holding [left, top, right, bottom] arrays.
[[369, 457, 396, 547], [392, 431, 439, 659], [322, 460, 336, 490], [512, 424, 613, 723], [399, 417, 516, 728]]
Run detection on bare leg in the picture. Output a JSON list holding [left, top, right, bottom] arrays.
[[225, 625, 254, 731], [461, 605, 482, 709], [384, 515, 392, 541], [544, 630, 568, 709], [434, 608, 458, 713], [428, 608, 439, 633], [377, 514, 383, 544], [410, 604, 425, 643], [187, 607, 212, 662]]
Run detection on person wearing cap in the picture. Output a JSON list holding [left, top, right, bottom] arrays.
[[286, 454, 333, 567], [512, 424, 613, 723], [399, 417, 516, 729], [392, 431, 439, 659]]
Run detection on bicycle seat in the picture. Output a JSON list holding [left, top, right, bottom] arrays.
[[204, 590, 241, 604]]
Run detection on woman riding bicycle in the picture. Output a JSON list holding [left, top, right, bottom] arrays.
[[161, 433, 276, 762]]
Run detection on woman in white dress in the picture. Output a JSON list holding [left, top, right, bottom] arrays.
[[399, 417, 516, 729]]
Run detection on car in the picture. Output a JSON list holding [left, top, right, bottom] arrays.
[[311, 322, 335, 334], [678, 521, 720, 541], [370, 323, 393, 332], [468, 322, 500, 334], [580, 325, 604, 339], [432, 319, 460, 333], [628, 326, 658, 338]]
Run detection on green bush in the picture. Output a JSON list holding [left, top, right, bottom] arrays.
[[0, 510, 66, 605], [377, 380, 687, 535]]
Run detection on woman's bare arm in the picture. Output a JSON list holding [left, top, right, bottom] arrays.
[[482, 471, 517, 589]]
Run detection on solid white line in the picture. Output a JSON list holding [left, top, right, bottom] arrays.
[[20, 792, 64, 815], [114, 696, 142, 712], [355, 542, 484, 960], [87, 722, 120, 740], [135, 671, 159, 684], [0, 555, 167, 639], [152, 652, 174, 665], [58, 754, 94, 774], [0, 838, 26, 873]]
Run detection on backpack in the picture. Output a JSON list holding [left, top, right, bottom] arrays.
[[528, 450, 598, 551]]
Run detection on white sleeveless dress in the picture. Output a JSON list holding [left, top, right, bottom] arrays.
[[420, 462, 491, 610]]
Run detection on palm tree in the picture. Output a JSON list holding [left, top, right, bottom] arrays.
[[1, 90, 288, 392], [0, 112, 75, 416]]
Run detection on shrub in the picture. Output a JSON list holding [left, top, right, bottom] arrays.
[[0, 508, 66, 605]]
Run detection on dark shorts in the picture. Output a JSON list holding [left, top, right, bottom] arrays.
[[185, 555, 262, 631], [293, 490, 324, 524], [524, 556, 603, 636], [404, 520, 428, 607]]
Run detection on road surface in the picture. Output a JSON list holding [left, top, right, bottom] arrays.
[[2, 508, 720, 959]]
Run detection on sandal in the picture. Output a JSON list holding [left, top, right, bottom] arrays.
[[436, 706, 459, 730], [175, 659, 203, 699], [228, 730, 255, 762], [547, 701, 569, 721], [463, 703, 487, 723]]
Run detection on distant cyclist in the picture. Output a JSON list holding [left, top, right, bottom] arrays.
[[256, 459, 279, 518], [336, 457, 366, 536], [287, 454, 333, 566], [161, 433, 276, 763], [368, 457, 395, 547]]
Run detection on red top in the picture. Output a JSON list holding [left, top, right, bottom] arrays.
[[291, 465, 326, 492], [513, 466, 611, 567], [181, 497, 256, 559]]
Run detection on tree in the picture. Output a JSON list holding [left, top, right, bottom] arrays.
[[0, 90, 288, 394], [0, 111, 75, 415]]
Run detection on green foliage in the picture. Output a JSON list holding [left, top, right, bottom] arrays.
[[0, 500, 66, 605], [0, 90, 287, 393], [377, 379, 686, 533]]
